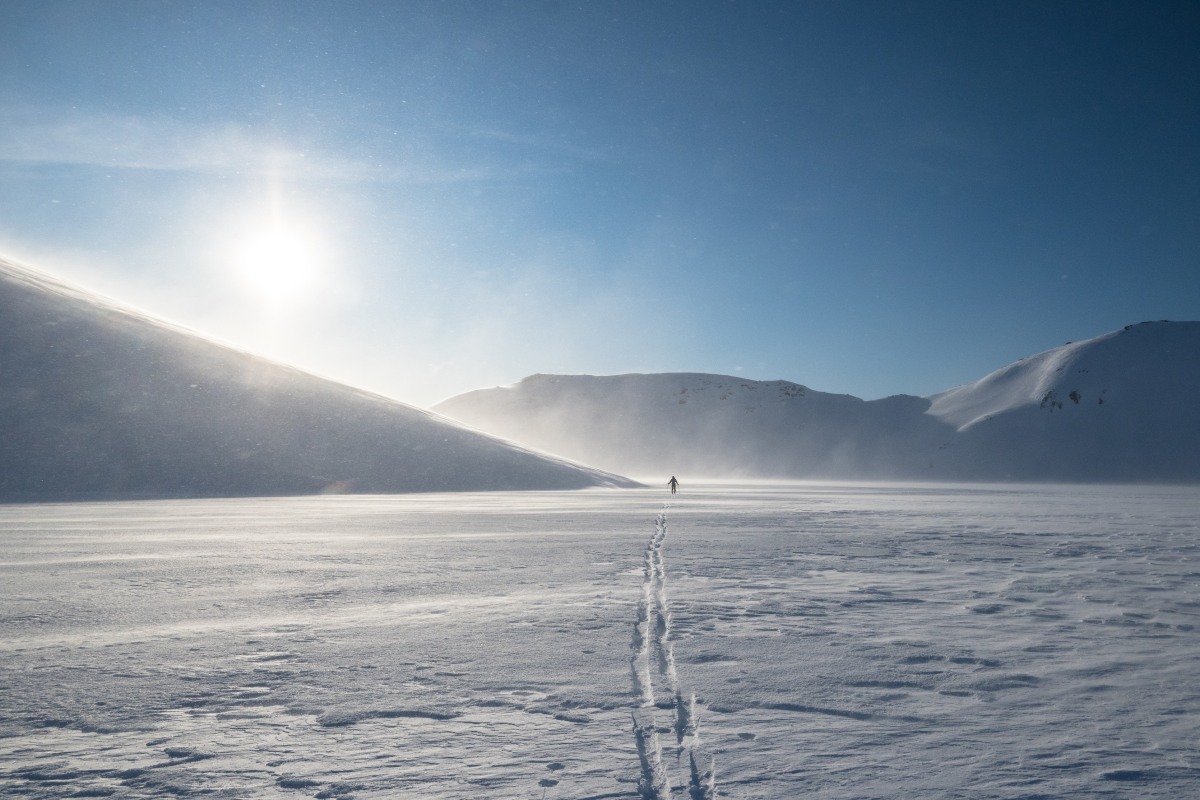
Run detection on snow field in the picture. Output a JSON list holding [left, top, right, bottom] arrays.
[[2, 483, 1199, 798]]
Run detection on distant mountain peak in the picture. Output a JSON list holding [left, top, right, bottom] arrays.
[[928, 320, 1200, 432]]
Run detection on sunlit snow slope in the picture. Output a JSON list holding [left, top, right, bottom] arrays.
[[0, 257, 637, 500], [925, 321, 1200, 482], [434, 322, 1200, 483]]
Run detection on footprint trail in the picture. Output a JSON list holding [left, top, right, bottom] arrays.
[[630, 506, 717, 799]]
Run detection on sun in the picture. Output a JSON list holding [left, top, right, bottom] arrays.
[[235, 226, 320, 306]]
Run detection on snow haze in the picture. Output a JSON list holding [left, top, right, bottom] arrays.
[[435, 321, 1200, 484], [0, 256, 636, 500], [3, 484, 1198, 798]]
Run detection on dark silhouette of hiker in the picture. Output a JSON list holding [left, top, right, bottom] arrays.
[[668, 476, 679, 494]]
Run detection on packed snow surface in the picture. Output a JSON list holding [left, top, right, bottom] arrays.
[[3, 484, 1199, 798]]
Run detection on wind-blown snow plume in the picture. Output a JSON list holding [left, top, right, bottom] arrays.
[[0, 257, 642, 500], [436, 324, 1200, 483]]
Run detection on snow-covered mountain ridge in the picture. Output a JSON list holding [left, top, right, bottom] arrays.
[[0, 257, 638, 500], [435, 322, 1200, 483], [929, 321, 1200, 430]]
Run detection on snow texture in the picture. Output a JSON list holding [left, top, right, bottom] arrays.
[[433, 322, 1200, 483], [0, 256, 637, 500], [3, 483, 1199, 798], [630, 508, 716, 798]]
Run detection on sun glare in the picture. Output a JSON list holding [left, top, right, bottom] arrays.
[[236, 226, 320, 306]]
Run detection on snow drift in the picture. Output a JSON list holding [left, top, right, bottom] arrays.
[[434, 322, 1200, 483], [0, 257, 637, 500]]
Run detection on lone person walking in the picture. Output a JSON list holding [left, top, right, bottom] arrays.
[[668, 476, 679, 495]]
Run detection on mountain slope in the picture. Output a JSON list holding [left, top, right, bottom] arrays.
[[435, 373, 956, 480], [434, 322, 1200, 483], [925, 321, 1200, 481], [0, 257, 637, 500]]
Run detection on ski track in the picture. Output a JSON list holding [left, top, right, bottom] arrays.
[[630, 506, 717, 800]]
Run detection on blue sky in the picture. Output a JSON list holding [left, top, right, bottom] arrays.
[[3, 1, 1198, 406]]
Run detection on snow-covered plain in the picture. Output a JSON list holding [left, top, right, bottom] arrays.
[[3, 483, 1199, 799]]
